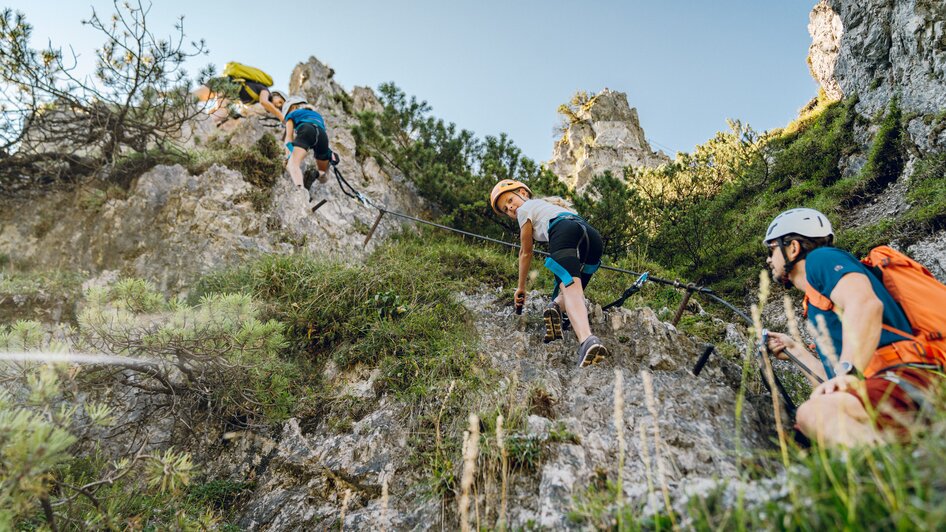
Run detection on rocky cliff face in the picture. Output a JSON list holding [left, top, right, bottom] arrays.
[[0, 58, 422, 295], [807, 0, 946, 266], [0, 57, 781, 529], [207, 291, 770, 530], [549, 89, 670, 191], [808, 0, 946, 151]]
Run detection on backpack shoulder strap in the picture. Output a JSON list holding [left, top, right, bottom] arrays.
[[803, 285, 834, 315]]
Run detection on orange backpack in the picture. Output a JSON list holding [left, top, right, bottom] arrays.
[[804, 246, 946, 376]]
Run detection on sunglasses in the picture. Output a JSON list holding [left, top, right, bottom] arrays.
[[766, 238, 797, 257]]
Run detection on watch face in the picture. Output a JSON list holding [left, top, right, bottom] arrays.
[[838, 361, 854, 375]]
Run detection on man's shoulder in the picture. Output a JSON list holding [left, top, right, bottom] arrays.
[[805, 247, 866, 289], [807, 246, 858, 266]]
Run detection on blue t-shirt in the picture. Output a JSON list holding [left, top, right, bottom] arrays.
[[285, 109, 326, 130], [805, 247, 913, 378]]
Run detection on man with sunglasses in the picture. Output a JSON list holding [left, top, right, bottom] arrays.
[[763, 208, 940, 446]]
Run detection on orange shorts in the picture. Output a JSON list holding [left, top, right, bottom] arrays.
[[847, 366, 941, 439]]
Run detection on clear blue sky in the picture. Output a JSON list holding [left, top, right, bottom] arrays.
[[8, 0, 819, 162]]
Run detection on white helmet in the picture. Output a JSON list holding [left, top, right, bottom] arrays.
[[763, 208, 833, 244], [281, 96, 308, 119]]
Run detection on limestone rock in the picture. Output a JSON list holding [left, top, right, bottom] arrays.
[[0, 56, 425, 296], [352, 86, 384, 114], [549, 89, 670, 191], [289, 57, 353, 129], [907, 230, 946, 282], [807, 0, 946, 151], [807, 1, 845, 101]]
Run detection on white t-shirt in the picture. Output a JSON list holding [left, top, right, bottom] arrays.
[[516, 199, 574, 242]]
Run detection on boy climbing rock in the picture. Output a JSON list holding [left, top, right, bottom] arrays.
[[282, 96, 333, 197], [490, 179, 609, 367]]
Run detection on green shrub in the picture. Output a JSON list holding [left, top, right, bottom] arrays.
[[352, 83, 568, 237], [191, 134, 284, 190], [843, 97, 905, 205], [76, 280, 298, 422], [0, 366, 213, 530], [681, 384, 946, 530], [769, 97, 858, 188]]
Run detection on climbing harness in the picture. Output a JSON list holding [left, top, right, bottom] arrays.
[[545, 213, 600, 301]]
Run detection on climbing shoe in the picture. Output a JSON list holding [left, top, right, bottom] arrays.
[[543, 302, 564, 343], [576, 335, 608, 367]]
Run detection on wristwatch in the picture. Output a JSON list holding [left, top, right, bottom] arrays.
[[835, 360, 861, 378]]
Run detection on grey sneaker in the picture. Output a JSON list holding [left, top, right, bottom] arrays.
[[543, 302, 564, 343], [576, 335, 608, 367]]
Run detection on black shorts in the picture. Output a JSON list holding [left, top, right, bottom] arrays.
[[292, 123, 332, 160], [544, 218, 603, 288], [236, 80, 268, 104]]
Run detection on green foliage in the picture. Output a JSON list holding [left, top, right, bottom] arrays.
[[186, 479, 255, 511], [904, 152, 946, 233], [838, 150, 946, 257], [0, 320, 45, 350], [769, 97, 858, 188], [194, 230, 514, 485], [0, 366, 216, 530], [556, 90, 593, 127], [0, 4, 209, 180], [352, 82, 565, 237], [0, 269, 83, 301], [195, 229, 513, 368], [77, 281, 297, 422], [573, 171, 645, 257], [684, 386, 946, 530], [844, 97, 905, 205], [565, 95, 935, 298], [214, 134, 284, 189]]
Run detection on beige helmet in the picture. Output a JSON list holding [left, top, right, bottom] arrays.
[[489, 179, 531, 215]]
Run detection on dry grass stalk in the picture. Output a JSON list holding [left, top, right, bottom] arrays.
[[380, 476, 389, 531], [613, 369, 626, 506], [752, 271, 790, 468], [782, 295, 805, 349], [497, 414, 509, 531], [641, 370, 676, 528], [459, 413, 480, 532], [340, 488, 352, 531], [783, 295, 821, 386], [806, 315, 840, 374], [638, 424, 658, 511], [435, 379, 457, 454]]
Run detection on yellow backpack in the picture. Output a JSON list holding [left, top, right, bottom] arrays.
[[222, 62, 273, 87]]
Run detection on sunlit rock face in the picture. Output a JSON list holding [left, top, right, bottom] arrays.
[[549, 89, 670, 192], [222, 290, 771, 530], [808, 0, 946, 151], [0, 57, 425, 297]]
